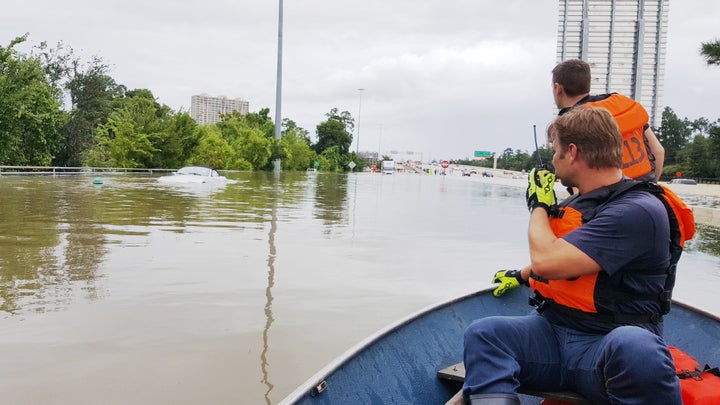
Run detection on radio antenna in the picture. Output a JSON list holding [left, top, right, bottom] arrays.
[[533, 125, 546, 169]]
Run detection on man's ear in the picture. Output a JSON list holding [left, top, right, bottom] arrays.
[[553, 83, 563, 97], [567, 143, 578, 162]]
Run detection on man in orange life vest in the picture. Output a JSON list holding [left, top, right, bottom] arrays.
[[551, 59, 664, 182], [462, 108, 682, 404]]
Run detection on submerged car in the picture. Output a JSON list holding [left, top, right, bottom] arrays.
[[158, 166, 227, 184], [669, 178, 697, 185]]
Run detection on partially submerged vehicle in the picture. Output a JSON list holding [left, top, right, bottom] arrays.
[[157, 166, 227, 184]]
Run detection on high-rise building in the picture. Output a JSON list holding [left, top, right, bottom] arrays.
[[190, 94, 249, 125], [556, 0, 668, 127]]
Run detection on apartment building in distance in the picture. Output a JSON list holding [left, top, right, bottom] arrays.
[[556, 0, 668, 127], [190, 94, 250, 125]]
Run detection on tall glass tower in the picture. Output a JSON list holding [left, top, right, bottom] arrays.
[[556, 0, 669, 127]]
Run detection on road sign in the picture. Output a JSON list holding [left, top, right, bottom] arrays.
[[348, 161, 356, 169], [441, 160, 449, 169], [474, 151, 492, 158]]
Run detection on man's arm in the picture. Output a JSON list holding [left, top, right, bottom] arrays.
[[645, 127, 665, 181], [527, 209, 602, 280]]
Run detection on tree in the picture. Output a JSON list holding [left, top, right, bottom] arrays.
[[280, 119, 316, 171], [530, 147, 554, 172], [318, 145, 346, 172], [0, 35, 66, 165], [216, 109, 273, 170], [314, 108, 354, 156], [153, 112, 198, 168], [86, 92, 163, 167], [55, 58, 125, 166], [496, 148, 531, 172], [700, 39, 720, 66], [187, 126, 237, 169], [655, 107, 692, 166], [325, 107, 355, 134], [685, 135, 718, 178]]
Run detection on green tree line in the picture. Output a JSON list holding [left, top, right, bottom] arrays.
[[1, 35, 367, 172], [463, 40, 720, 178], [463, 107, 720, 181], [3, 34, 718, 176]]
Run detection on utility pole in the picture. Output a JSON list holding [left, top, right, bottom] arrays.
[[356, 88, 364, 154], [273, 0, 284, 173]]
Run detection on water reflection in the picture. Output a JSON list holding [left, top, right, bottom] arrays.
[[2, 173, 720, 405], [313, 173, 349, 230], [0, 172, 326, 315], [261, 173, 279, 404], [0, 177, 107, 314], [686, 224, 720, 256]]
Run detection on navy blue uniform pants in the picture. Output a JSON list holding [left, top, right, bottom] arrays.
[[462, 312, 681, 404]]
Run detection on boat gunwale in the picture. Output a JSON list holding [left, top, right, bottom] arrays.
[[278, 288, 492, 404], [279, 288, 720, 404]]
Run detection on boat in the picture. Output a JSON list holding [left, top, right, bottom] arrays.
[[157, 166, 227, 184], [280, 287, 720, 405]]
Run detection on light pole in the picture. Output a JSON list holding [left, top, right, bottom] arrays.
[[356, 88, 364, 154], [273, 0, 284, 173]]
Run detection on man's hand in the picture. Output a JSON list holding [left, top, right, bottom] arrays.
[[526, 168, 557, 213], [491, 270, 527, 297]]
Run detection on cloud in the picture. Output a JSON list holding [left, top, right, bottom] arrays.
[[2, 0, 719, 161]]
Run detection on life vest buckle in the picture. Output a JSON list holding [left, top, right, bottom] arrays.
[[678, 368, 704, 381], [528, 296, 547, 313], [649, 313, 663, 324]]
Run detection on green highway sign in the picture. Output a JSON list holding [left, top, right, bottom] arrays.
[[474, 150, 492, 158]]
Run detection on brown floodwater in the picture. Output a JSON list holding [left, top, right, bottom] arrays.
[[1, 172, 719, 404]]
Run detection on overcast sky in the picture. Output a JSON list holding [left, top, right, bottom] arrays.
[[3, 0, 719, 161]]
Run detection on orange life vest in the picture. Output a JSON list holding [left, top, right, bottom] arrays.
[[581, 94, 655, 181], [669, 346, 720, 405], [529, 181, 695, 324], [540, 347, 720, 405]]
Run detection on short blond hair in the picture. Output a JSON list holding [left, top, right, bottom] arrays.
[[548, 107, 623, 169]]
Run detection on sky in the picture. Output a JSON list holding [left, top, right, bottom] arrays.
[[3, 0, 719, 162]]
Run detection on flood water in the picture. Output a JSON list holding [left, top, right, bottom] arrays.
[[1, 172, 719, 404]]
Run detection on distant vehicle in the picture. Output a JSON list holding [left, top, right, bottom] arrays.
[[670, 178, 697, 185], [382, 160, 396, 175], [157, 166, 227, 184], [306, 168, 318, 173], [461, 170, 471, 177], [482, 171, 493, 178], [470, 169, 478, 175]]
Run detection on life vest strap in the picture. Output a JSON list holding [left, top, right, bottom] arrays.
[[529, 294, 663, 325]]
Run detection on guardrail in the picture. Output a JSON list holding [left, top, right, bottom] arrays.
[[0, 166, 176, 176], [658, 176, 720, 185]]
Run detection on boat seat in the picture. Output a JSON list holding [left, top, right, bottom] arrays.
[[438, 362, 591, 404]]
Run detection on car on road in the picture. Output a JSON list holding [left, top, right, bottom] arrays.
[[670, 178, 697, 185], [158, 166, 227, 184], [461, 170, 471, 177]]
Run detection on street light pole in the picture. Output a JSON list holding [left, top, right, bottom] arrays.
[[273, 0, 284, 173], [356, 88, 364, 154]]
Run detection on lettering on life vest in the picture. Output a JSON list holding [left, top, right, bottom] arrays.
[[622, 136, 646, 169]]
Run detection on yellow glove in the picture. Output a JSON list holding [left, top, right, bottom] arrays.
[[491, 270, 527, 297], [526, 168, 557, 213]]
